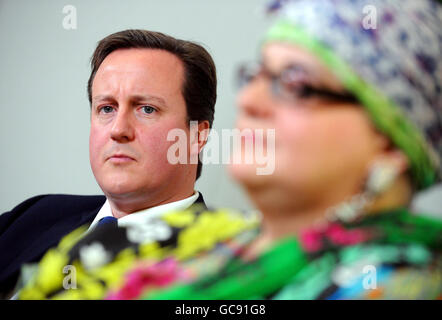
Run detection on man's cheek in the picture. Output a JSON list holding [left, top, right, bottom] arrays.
[[89, 132, 106, 167], [144, 124, 178, 147], [141, 136, 170, 161]]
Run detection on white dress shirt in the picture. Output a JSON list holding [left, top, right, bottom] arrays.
[[87, 191, 200, 232]]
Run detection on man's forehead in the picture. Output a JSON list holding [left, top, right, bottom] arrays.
[[99, 48, 183, 71], [91, 48, 185, 103], [93, 48, 185, 87]]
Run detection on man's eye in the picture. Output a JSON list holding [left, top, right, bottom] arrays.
[[141, 106, 156, 114], [100, 106, 114, 113]]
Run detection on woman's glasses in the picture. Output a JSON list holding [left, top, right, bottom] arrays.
[[236, 62, 359, 106]]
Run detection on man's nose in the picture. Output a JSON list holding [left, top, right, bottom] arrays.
[[110, 108, 135, 142], [236, 78, 274, 119]]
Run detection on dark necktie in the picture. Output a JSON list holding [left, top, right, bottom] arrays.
[[96, 216, 118, 229]]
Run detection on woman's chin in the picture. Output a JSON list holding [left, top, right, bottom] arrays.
[[228, 162, 270, 188]]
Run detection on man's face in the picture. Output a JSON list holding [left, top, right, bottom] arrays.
[[89, 48, 191, 204]]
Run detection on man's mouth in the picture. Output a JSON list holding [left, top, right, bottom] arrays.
[[107, 153, 136, 164]]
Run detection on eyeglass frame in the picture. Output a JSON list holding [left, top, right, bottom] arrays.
[[236, 62, 359, 106]]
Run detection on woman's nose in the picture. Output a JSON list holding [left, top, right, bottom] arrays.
[[236, 77, 275, 119]]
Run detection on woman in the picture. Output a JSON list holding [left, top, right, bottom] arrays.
[[19, 0, 441, 299], [148, 0, 442, 300]]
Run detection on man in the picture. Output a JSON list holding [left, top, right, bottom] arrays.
[[0, 29, 217, 296]]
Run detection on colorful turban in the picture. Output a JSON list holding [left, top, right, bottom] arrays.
[[264, 0, 442, 190]]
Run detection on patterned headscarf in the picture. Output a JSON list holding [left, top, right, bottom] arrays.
[[264, 0, 442, 190]]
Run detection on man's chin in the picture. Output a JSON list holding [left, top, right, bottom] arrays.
[[99, 180, 144, 199]]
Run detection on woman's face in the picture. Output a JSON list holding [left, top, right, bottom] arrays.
[[229, 42, 389, 207]]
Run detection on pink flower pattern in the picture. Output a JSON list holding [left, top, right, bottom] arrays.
[[106, 258, 189, 300], [300, 223, 373, 253]]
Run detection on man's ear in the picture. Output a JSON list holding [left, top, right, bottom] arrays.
[[197, 120, 210, 152], [190, 120, 210, 158]]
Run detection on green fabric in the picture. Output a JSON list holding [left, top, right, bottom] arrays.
[[146, 208, 442, 300], [350, 208, 442, 247], [272, 253, 336, 300], [263, 20, 439, 190], [147, 238, 308, 300]]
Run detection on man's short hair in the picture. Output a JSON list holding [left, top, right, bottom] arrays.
[[87, 29, 217, 180]]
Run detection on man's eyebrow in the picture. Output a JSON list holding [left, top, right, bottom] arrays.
[[92, 94, 167, 106], [92, 94, 114, 103], [131, 94, 167, 106]]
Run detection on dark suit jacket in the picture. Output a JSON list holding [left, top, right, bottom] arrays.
[[0, 193, 206, 297]]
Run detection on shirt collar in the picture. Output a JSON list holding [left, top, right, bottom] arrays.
[[87, 191, 200, 231]]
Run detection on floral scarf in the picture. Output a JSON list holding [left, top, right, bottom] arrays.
[[17, 206, 442, 300]]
